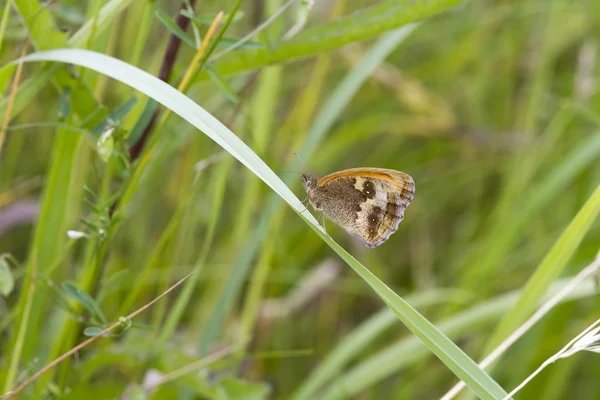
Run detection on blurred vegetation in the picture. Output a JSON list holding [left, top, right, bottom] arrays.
[[1, 0, 600, 399]]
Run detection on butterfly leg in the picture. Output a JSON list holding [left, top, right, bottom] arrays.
[[298, 195, 310, 213], [320, 210, 330, 237]]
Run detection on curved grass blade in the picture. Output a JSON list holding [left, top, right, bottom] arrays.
[[10, 48, 507, 399]]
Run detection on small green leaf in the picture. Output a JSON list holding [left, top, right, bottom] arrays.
[[215, 377, 271, 400], [62, 282, 108, 324], [91, 97, 138, 136], [58, 87, 71, 120], [111, 96, 138, 123], [0, 257, 15, 297], [155, 9, 196, 49], [180, 9, 244, 25], [79, 216, 99, 232], [206, 65, 240, 104], [83, 185, 97, 199], [83, 327, 108, 337]]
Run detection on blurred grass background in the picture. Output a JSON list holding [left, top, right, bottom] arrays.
[[1, 0, 600, 399]]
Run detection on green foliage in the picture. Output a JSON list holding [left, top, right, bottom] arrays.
[[155, 9, 197, 49], [1, 0, 600, 399]]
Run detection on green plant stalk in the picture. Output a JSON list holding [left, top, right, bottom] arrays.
[[238, 232, 275, 355], [115, 143, 217, 320], [117, 190, 190, 315], [54, 240, 110, 390], [1, 252, 37, 393], [0, 0, 13, 54], [516, 0, 562, 137], [84, 0, 104, 51], [129, 0, 156, 68], [40, 154, 115, 391], [2, 127, 81, 391], [94, 13, 123, 101], [150, 139, 201, 328], [193, 0, 243, 74], [0, 125, 26, 188], [114, 19, 238, 324]]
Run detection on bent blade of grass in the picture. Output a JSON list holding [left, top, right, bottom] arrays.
[[12, 48, 507, 399]]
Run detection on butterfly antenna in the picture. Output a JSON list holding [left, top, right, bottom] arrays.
[[276, 169, 303, 176], [293, 152, 307, 171]]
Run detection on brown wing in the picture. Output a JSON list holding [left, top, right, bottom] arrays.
[[318, 168, 415, 247], [318, 168, 415, 208]]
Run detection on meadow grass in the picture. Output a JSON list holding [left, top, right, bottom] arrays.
[[1, 0, 600, 399]]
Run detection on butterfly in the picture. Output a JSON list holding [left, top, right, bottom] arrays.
[[301, 168, 415, 248]]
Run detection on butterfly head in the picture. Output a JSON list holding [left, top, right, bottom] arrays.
[[301, 174, 318, 192]]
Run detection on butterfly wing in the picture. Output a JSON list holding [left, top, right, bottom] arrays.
[[318, 168, 415, 248]]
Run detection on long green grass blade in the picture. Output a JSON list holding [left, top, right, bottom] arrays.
[[12, 47, 507, 399]]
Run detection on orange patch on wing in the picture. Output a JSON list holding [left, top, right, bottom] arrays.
[[317, 168, 414, 205]]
